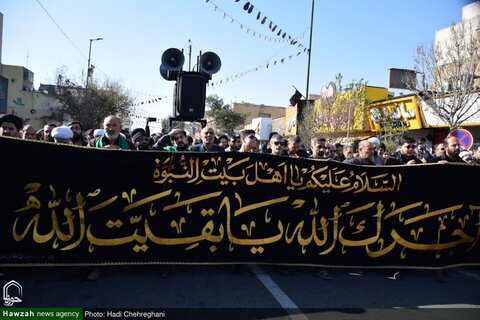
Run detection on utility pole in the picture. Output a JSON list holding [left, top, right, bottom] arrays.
[[85, 37, 103, 97], [305, 0, 315, 107], [297, 0, 315, 137]]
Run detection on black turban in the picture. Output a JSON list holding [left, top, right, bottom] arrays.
[[0, 114, 23, 130]]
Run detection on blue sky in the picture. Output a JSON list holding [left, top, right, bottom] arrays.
[[0, 0, 473, 129]]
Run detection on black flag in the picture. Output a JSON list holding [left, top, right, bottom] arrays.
[[289, 89, 303, 106]]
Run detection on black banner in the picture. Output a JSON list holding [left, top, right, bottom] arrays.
[[1, 137, 479, 268]]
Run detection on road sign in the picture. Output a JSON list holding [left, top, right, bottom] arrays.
[[447, 128, 474, 150]]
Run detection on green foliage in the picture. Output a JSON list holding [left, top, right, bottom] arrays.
[[376, 127, 406, 154], [54, 70, 134, 129], [205, 95, 248, 135]]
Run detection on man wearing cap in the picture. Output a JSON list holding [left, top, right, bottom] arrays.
[[93, 129, 104, 139], [188, 126, 224, 152], [130, 128, 151, 150], [459, 150, 476, 165], [0, 114, 23, 137], [89, 115, 135, 150], [68, 120, 88, 146], [163, 128, 188, 151], [51, 125, 73, 144], [367, 136, 384, 165]]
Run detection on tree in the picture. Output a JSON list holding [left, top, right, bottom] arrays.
[[411, 21, 480, 129], [205, 95, 248, 135], [301, 74, 368, 144], [160, 118, 170, 133], [54, 69, 134, 129]]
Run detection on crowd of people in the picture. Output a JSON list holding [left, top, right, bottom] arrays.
[[0, 114, 480, 165], [1, 113, 479, 166], [1, 113, 479, 281]]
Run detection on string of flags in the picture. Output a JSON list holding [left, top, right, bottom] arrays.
[[233, 0, 308, 48], [127, 45, 307, 98], [89, 66, 164, 100], [129, 112, 163, 120], [203, 0, 307, 46], [123, 48, 308, 110], [129, 95, 172, 109], [91, 0, 313, 106], [207, 48, 308, 88], [128, 47, 307, 104], [131, 90, 169, 99], [88, 65, 171, 106]]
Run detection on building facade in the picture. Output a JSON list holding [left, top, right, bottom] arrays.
[[0, 64, 60, 130], [232, 102, 286, 131]]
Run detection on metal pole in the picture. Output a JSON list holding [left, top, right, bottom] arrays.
[[188, 39, 192, 71], [305, 0, 315, 108], [86, 38, 103, 95], [298, 0, 314, 136], [86, 39, 93, 91]]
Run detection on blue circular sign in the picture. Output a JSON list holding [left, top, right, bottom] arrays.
[[448, 129, 473, 150]]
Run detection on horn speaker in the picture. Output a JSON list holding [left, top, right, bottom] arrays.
[[160, 48, 185, 80], [199, 52, 221, 75]]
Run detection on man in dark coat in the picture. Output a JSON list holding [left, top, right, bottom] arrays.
[[188, 126, 224, 152], [429, 136, 464, 163], [385, 136, 423, 165]]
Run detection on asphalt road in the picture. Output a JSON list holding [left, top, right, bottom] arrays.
[[1, 264, 480, 319]]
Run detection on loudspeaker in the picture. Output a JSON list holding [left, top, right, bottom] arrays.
[[160, 48, 185, 80], [176, 72, 208, 120], [160, 65, 178, 81], [199, 51, 221, 75]]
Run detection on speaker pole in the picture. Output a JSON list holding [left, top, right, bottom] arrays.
[[188, 39, 192, 71], [197, 51, 202, 72]]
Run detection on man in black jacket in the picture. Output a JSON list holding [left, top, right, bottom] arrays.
[[188, 126, 224, 152], [385, 136, 423, 165], [343, 140, 376, 165], [429, 136, 464, 163]]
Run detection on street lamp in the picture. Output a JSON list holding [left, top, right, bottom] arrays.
[[86, 37, 103, 92], [305, 0, 314, 107]]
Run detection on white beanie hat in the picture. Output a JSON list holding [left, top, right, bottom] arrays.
[[367, 136, 380, 147], [459, 150, 472, 159], [51, 125, 73, 140], [93, 129, 105, 138]]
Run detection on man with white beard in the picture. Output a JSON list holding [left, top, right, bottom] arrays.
[[89, 115, 135, 150]]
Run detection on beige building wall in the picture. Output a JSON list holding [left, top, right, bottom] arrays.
[[435, 2, 480, 71], [1, 64, 61, 130], [435, 2, 480, 48], [232, 102, 286, 130]]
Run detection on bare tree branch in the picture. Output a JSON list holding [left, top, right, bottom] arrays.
[[409, 21, 480, 130]]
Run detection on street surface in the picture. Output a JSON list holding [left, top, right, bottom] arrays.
[[1, 264, 480, 319]]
